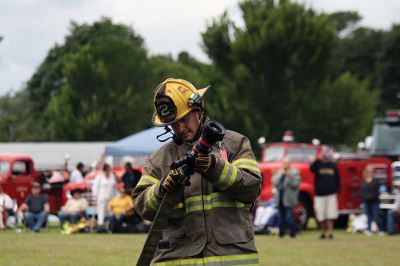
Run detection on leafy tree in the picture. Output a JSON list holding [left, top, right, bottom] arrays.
[[328, 11, 361, 33], [377, 25, 400, 110], [149, 52, 211, 91], [202, 0, 332, 142], [0, 90, 37, 141], [307, 73, 379, 144], [45, 22, 152, 140], [201, 0, 378, 146], [26, 18, 147, 120], [332, 27, 383, 82], [331, 23, 400, 112], [16, 18, 215, 141]]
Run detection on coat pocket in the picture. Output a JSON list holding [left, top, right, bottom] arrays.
[[212, 208, 253, 244], [159, 226, 185, 251]]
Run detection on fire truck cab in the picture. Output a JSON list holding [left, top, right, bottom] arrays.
[[0, 154, 63, 214]]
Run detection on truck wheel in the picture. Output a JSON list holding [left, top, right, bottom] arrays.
[[294, 193, 312, 230]]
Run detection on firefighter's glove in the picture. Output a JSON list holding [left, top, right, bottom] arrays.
[[160, 169, 182, 194], [195, 153, 217, 175]]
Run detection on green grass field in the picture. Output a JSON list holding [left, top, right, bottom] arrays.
[[0, 227, 398, 266]]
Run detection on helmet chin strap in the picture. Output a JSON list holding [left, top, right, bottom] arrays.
[[155, 126, 184, 145]]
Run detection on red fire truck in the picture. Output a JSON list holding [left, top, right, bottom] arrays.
[[0, 154, 64, 214], [258, 110, 398, 229]]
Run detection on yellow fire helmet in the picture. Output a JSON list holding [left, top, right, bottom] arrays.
[[152, 78, 209, 126]]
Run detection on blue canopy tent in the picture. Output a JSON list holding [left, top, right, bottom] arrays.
[[105, 127, 168, 157]]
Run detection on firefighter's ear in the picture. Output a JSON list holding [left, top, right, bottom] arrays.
[[194, 107, 202, 122]]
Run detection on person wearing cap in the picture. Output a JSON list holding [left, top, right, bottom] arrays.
[[58, 189, 88, 231], [132, 78, 261, 265], [17, 182, 49, 233]]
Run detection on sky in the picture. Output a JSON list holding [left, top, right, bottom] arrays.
[[1, 0, 400, 95]]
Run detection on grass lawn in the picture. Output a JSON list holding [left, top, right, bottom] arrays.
[[0, 226, 398, 266]]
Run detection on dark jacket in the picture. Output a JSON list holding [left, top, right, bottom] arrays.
[[310, 160, 340, 196], [361, 179, 381, 202], [132, 123, 261, 265]]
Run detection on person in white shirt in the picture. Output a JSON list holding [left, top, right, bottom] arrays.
[[0, 184, 14, 229], [69, 162, 84, 184], [92, 164, 117, 229]]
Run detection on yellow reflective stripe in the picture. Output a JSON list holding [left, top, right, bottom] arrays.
[[187, 202, 245, 213], [232, 158, 258, 165], [237, 164, 261, 173], [185, 192, 245, 213], [216, 162, 238, 190], [232, 158, 261, 173], [186, 192, 223, 204], [137, 175, 160, 187], [228, 166, 238, 188], [217, 163, 230, 186], [145, 184, 160, 211], [154, 253, 259, 265]]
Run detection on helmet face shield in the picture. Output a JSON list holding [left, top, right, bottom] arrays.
[[152, 78, 208, 126]]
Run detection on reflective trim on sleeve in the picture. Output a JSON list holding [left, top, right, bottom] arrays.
[[215, 161, 238, 190], [232, 158, 261, 174], [145, 184, 160, 211], [153, 253, 259, 265], [137, 175, 160, 187], [185, 192, 245, 213]]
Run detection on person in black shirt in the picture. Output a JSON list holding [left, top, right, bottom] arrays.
[[120, 162, 141, 194], [310, 147, 340, 239], [361, 165, 384, 236], [17, 182, 49, 232]]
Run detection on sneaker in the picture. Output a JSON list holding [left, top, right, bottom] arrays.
[[364, 230, 372, 237], [319, 234, 326, 239], [378, 231, 385, 236], [328, 234, 333, 240]]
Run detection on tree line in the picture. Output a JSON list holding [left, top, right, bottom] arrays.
[[0, 0, 399, 149]]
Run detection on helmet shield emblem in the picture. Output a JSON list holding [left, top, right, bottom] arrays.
[[154, 95, 177, 124]]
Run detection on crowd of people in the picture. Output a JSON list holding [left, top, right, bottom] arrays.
[[253, 148, 400, 238], [0, 161, 148, 234], [1, 154, 400, 238]]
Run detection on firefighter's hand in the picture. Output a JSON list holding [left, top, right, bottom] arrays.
[[195, 153, 217, 175], [160, 169, 182, 194]]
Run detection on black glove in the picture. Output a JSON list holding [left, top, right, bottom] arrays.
[[195, 153, 217, 175], [160, 169, 183, 194]]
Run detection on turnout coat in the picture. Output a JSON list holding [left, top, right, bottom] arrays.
[[132, 123, 262, 265]]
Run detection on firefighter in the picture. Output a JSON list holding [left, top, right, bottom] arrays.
[[132, 78, 261, 265]]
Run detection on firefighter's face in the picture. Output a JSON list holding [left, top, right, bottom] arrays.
[[171, 111, 201, 142]]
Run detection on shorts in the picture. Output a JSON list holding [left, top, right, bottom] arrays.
[[314, 194, 338, 222]]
